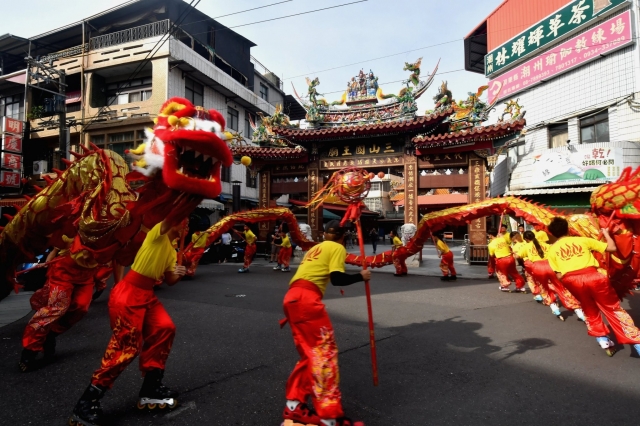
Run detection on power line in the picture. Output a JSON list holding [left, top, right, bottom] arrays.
[[213, 0, 294, 19]]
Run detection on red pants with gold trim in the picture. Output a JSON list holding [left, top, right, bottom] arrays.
[[487, 256, 495, 275], [244, 243, 257, 268], [184, 247, 205, 275], [561, 267, 640, 343], [531, 260, 581, 310], [523, 260, 542, 296], [22, 256, 95, 352], [439, 251, 456, 276], [278, 246, 293, 268], [94, 264, 113, 293], [284, 280, 343, 420], [91, 271, 176, 389], [494, 256, 525, 289], [393, 247, 408, 275]]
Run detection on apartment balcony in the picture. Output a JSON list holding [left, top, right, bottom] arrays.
[[419, 173, 469, 188], [385, 211, 404, 219]]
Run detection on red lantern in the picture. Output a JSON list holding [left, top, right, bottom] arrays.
[[368, 172, 375, 179], [377, 171, 385, 179]]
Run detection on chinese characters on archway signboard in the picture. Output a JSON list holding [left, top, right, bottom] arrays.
[[485, 0, 629, 76], [0, 171, 20, 188], [530, 146, 624, 187], [488, 11, 633, 104]]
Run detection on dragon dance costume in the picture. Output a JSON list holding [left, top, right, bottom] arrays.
[[391, 235, 407, 276], [20, 252, 101, 370], [488, 234, 525, 292], [184, 231, 210, 276], [281, 225, 366, 426], [547, 235, 640, 355], [435, 237, 456, 280]]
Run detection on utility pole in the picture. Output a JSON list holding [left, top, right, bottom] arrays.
[[25, 56, 68, 161]]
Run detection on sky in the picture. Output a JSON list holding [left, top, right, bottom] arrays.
[[0, 0, 505, 114]]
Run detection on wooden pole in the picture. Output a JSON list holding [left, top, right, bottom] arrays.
[[355, 218, 379, 386], [176, 219, 188, 264]]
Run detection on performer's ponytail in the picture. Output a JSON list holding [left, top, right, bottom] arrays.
[[523, 230, 544, 258]]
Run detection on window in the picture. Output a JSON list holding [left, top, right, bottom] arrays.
[[106, 77, 152, 106], [548, 123, 569, 148], [370, 182, 380, 191], [2, 95, 23, 120], [259, 83, 269, 101], [221, 165, 231, 182], [185, 77, 204, 106], [227, 107, 239, 131], [245, 112, 253, 139], [246, 167, 257, 188], [580, 111, 609, 144]]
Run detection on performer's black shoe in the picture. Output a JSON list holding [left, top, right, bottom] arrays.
[[138, 369, 178, 409], [70, 384, 106, 426], [92, 289, 104, 301], [440, 276, 450, 281], [449, 275, 457, 281], [18, 348, 40, 372], [43, 332, 58, 362]]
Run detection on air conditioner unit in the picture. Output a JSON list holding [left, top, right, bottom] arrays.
[[33, 160, 48, 174]]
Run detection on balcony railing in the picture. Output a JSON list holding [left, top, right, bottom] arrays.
[[41, 20, 171, 62], [385, 211, 404, 219]]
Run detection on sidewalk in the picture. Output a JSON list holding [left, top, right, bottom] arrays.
[[0, 290, 33, 328]]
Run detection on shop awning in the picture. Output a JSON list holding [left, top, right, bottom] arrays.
[[505, 186, 600, 196], [198, 199, 225, 210], [396, 194, 468, 206], [323, 210, 341, 220]]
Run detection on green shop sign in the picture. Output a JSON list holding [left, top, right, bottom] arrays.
[[485, 0, 629, 76]]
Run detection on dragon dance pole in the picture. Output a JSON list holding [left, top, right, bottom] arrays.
[[354, 217, 379, 386], [176, 219, 189, 265]]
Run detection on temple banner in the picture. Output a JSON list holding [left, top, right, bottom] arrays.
[[488, 10, 633, 104], [321, 155, 404, 170], [485, 0, 629, 76], [530, 146, 623, 187]]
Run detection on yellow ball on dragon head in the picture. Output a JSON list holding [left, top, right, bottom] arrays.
[[167, 115, 179, 126], [240, 156, 252, 166]]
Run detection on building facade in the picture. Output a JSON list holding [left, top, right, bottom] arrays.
[[0, 0, 287, 217], [465, 0, 640, 214]]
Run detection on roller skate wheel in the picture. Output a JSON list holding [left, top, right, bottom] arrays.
[[137, 401, 146, 410], [605, 347, 617, 357], [159, 403, 167, 409], [168, 400, 178, 409], [68, 418, 77, 426], [147, 403, 157, 409], [557, 314, 565, 321]]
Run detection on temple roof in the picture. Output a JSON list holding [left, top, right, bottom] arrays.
[[412, 118, 526, 148], [231, 145, 307, 161], [273, 108, 453, 142]]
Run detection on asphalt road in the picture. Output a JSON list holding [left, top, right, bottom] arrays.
[[1, 261, 640, 425]]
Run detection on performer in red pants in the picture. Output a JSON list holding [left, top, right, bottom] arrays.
[[237, 225, 257, 273], [92, 262, 115, 300], [19, 253, 118, 372], [390, 229, 407, 277], [434, 235, 456, 281], [282, 220, 368, 426], [547, 217, 640, 357], [70, 219, 186, 426], [487, 224, 510, 278], [184, 230, 210, 276], [487, 228, 525, 292], [276, 232, 293, 272]]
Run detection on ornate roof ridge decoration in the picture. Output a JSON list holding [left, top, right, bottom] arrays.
[[230, 145, 307, 161], [292, 58, 439, 128], [271, 107, 454, 142], [412, 118, 526, 146]]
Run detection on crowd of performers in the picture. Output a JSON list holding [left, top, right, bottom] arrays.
[[486, 217, 640, 357], [12, 210, 640, 426]]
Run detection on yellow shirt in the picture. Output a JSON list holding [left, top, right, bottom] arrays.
[[281, 235, 292, 248], [501, 232, 511, 245], [436, 239, 450, 254], [547, 237, 607, 275], [517, 241, 549, 262], [244, 229, 257, 245], [392, 236, 403, 247], [131, 222, 177, 281], [192, 232, 209, 249], [511, 241, 526, 256], [488, 237, 512, 258], [290, 241, 346, 295], [535, 230, 549, 243]]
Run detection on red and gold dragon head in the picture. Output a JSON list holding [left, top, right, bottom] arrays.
[[127, 97, 234, 199]]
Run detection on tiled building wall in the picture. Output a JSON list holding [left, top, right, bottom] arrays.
[[492, 4, 640, 194]]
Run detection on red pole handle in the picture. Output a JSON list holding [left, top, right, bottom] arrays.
[[355, 219, 379, 386]]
